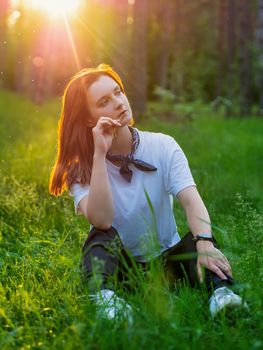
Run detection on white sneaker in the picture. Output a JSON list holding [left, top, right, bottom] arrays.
[[209, 286, 247, 318], [89, 289, 133, 324]]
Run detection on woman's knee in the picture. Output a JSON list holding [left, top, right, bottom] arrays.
[[81, 226, 124, 284]]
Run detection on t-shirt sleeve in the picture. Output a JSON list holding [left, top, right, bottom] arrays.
[[69, 182, 90, 215], [162, 135, 196, 197]]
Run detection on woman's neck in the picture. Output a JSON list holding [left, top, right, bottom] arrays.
[[109, 125, 132, 155]]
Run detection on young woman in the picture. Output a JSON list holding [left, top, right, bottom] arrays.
[[49, 64, 245, 322]]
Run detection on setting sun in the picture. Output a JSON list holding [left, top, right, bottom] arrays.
[[25, 0, 80, 18]]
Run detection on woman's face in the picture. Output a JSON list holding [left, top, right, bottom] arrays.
[[86, 75, 132, 127]]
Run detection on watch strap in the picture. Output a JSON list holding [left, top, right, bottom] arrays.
[[193, 233, 214, 243]]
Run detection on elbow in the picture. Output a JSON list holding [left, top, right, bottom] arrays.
[[90, 221, 112, 231], [86, 203, 114, 231], [87, 213, 113, 231]]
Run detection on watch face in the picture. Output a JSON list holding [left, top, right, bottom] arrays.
[[198, 234, 212, 238]]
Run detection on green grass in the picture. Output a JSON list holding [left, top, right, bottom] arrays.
[[0, 91, 262, 349]]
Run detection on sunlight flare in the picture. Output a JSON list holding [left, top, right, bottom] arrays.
[[25, 0, 80, 18], [63, 16, 82, 71]]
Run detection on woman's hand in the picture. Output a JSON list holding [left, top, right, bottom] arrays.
[[92, 116, 121, 156], [196, 240, 232, 283]]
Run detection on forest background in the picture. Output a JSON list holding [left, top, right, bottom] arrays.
[[1, 0, 263, 117], [0, 1, 263, 349]]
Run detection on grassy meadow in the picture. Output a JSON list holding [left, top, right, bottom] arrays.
[[0, 90, 263, 349]]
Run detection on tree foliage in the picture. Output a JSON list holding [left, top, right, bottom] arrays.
[[0, 0, 261, 117]]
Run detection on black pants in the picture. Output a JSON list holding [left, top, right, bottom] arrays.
[[81, 226, 234, 296]]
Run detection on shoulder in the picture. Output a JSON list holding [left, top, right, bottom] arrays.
[[137, 128, 180, 150], [136, 129, 174, 142]]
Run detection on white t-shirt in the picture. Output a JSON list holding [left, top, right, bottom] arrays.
[[69, 129, 196, 262]]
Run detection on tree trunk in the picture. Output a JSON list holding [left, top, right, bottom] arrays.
[[225, 0, 237, 116], [216, 0, 227, 98], [109, 1, 130, 92], [152, 0, 175, 89], [256, 0, 263, 113], [238, 0, 253, 116], [128, 0, 148, 120], [170, 0, 183, 98]]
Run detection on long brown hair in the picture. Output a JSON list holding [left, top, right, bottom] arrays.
[[49, 63, 134, 196]]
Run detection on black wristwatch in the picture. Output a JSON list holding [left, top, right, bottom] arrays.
[[193, 233, 214, 243]]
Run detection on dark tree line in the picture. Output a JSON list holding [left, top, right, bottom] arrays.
[[256, 0, 263, 112], [0, 0, 262, 117]]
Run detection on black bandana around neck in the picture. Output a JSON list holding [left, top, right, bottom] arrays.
[[106, 126, 157, 183]]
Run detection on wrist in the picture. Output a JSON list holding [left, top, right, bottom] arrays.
[[93, 151, 107, 159], [193, 233, 215, 246], [196, 239, 214, 250]]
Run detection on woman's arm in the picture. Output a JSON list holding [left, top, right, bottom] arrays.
[[177, 186, 211, 235], [85, 153, 114, 230], [177, 186, 232, 282], [78, 116, 121, 230]]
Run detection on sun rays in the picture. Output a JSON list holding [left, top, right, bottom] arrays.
[[25, 0, 80, 19]]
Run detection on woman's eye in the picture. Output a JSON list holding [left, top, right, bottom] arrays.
[[115, 90, 121, 96], [100, 99, 108, 106]]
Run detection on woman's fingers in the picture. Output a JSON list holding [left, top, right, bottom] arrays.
[[197, 262, 204, 283], [216, 260, 232, 276], [206, 254, 231, 276], [214, 249, 231, 265], [209, 264, 228, 280], [93, 121, 113, 135], [216, 255, 232, 276], [93, 119, 120, 135], [98, 116, 121, 126], [97, 120, 112, 127], [220, 258, 232, 271], [197, 245, 233, 283], [208, 248, 232, 274], [197, 254, 231, 283], [97, 120, 121, 134]]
